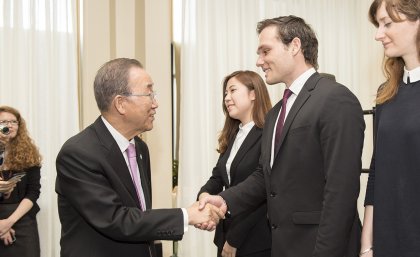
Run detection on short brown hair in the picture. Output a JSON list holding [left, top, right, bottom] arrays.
[[257, 15, 319, 70]]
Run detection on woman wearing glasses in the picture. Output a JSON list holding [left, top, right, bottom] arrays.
[[197, 70, 272, 257], [0, 106, 41, 257]]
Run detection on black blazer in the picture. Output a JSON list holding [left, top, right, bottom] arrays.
[[221, 73, 365, 257], [198, 126, 271, 256], [56, 117, 184, 257]]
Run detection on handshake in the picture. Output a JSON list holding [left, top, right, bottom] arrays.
[[186, 193, 227, 231]]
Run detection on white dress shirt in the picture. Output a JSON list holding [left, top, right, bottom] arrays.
[[101, 117, 189, 231], [270, 68, 316, 167], [225, 121, 255, 184]]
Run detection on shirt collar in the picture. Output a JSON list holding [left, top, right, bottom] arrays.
[[101, 116, 134, 153], [403, 66, 420, 84], [288, 68, 316, 96], [239, 121, 255, 133]]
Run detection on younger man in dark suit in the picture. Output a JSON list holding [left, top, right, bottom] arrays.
[[56, 58, 224, 257], [199, 16, 365, 257]]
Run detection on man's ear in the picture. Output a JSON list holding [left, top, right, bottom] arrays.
[[113, 95, 127, 115], [290, 37, 302, 56]]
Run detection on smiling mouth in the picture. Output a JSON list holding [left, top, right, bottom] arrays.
[[262, 67, 270, 72], [226, 105, 235, 111]]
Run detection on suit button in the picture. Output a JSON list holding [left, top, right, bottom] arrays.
[[271, 224, 277, 229], [270, 192, 276, 197]]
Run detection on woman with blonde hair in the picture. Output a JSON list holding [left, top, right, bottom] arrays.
[[0, 106, 42, 257], [361, 0, 420, 256]]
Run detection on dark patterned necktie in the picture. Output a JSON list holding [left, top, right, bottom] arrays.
[[274, 89, 293, 153]]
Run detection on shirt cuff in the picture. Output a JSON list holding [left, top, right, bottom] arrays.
[[181, 208, 189, 232]]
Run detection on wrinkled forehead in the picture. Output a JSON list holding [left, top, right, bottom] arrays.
[[129, 67, 154, 90]]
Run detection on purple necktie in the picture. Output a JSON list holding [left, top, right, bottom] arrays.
[[126, 143, 146, 210], [274, 89, 293, 154]]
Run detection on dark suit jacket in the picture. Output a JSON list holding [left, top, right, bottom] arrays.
[[56, 117, 184, 257], [198, 126, 271, 256], [221, 73, 365, 257]]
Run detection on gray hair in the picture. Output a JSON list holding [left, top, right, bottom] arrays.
[[94, 58, 143, 112]]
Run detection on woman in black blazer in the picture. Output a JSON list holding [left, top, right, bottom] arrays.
[[198, 70, 272, 257]]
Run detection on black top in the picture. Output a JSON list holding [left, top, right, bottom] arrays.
[[365, 80, 420, 257], [198, 126, 271, 256], [0, 166, 41, 217]]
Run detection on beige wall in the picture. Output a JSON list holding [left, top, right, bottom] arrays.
[[79, 0, 174, 255]]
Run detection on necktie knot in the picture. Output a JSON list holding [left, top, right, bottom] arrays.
[[283, 89, 292, 100], [126, 144, 136, 158]]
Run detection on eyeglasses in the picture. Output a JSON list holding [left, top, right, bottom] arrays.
[[125, 91, 157, 101], [0, 120, 19, 126]]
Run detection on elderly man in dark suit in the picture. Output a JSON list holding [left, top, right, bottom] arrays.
[[56, 58, 224, 257], [199, 16, 365, 257]]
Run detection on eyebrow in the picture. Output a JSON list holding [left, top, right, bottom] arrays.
[[256, 44, 270, 55], [227, 84, 237, 90], [377, 15, 390, 22]]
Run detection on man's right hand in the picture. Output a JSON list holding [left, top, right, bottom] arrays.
[[193, 194, 228, 231], [187, 201, 225, 231], [198, 194, 227, 213]]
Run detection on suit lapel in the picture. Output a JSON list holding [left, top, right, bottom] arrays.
[[274, 73, 322, 159], [230, 126, 261, 184], [266, 103, 282, 151], [93, 118, 141, 208], [135, 141, 151, 210], [219, 139, 234, 187], [107, 147, 141, 208], [266, 103, 282, 171]]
